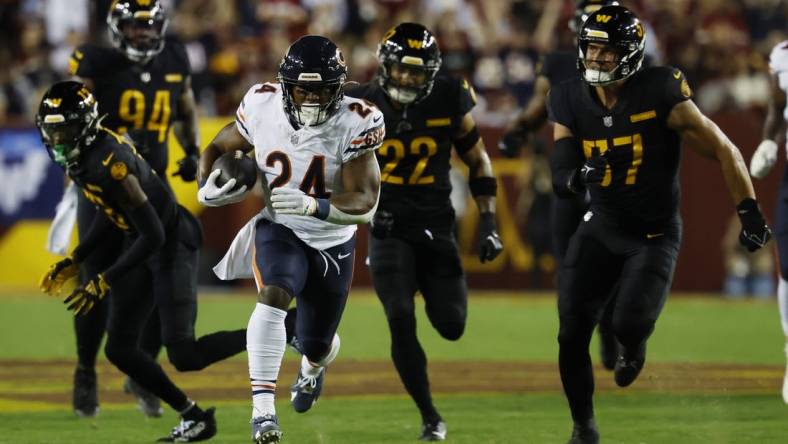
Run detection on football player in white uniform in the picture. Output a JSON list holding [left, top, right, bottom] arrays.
[[749, 40, 788, 403], [197, 36, 384, 443]]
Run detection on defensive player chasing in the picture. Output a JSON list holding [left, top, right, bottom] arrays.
[[748, 38, 788, 403], [346, 23, 503, 441], [38, 81, 246, 442], [197, 36, 383, 443], [499, 0, 622, 371], [548, 6, 771, 443], [57, 0, 201, 417]]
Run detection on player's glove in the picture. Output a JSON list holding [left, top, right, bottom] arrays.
[[736, 198, 772, 252], [270, 187, 318, 216], [39, 257, 79, 296], [498, 129, 527, 158], [173, 153, 200, 182], [64, 274, 110, 316], [578, 153, 608, 185], [197, 169, 248, 207], [478, 212, 504, 263], [749, 139, 779, 179], [370, 210, 394, 239]]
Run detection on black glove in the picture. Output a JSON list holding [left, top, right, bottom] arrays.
[[173, 154, 200, 182], [498, 129, 527, 158], [64, 274, 110, 316], [736, 198, 771, 252], [478, 212, 504, 263], [578, 153, 608, 185], [370, 210, 394, 239]]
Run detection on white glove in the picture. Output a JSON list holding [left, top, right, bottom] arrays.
[[749, 139, 779, 179], [197, 169, 249, 207], [270, 187, 318, 216]]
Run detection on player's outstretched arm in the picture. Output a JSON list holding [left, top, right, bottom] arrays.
[[667, 100, 755, 203], [750, 72, 787, 179], [171, 76, 201, 182], [668, 100, 771, 251], [456, 112, 504, 262]]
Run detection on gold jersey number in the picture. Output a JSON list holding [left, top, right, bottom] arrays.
[[118, 89, 171, 143], [379, 136, 438, 185], [582, 133, 643, 187], [82, 188, 130, 230]]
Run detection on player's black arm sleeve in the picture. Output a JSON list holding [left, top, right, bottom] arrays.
[[71, 211, 115, 264], [101, 200, 165, 284], [550, 137, 585, 198], [172, 75, 200, 156]]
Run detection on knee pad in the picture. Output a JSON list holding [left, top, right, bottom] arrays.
[[166, 340, 205, 372], [300, 339, 330, 364]]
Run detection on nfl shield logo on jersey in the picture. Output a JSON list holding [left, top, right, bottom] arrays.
[[603, 116, 613, 127]]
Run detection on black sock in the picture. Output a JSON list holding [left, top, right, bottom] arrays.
[[389, 316, 440, 423], [181, 401, 204, 420]]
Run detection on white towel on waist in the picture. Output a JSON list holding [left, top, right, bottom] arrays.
[[46, 183, 78, 255], [213, 213, 263, 281]]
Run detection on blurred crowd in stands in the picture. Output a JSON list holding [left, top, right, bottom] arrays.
[[1, 0, 786, 127]]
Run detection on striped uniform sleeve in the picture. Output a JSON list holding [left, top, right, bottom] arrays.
[[343, 107, 385, 162], [235, 85, 260, 145]]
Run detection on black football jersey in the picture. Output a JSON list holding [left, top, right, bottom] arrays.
[[547, 66, 693, 232], [68, 37, 191, 176], [345, 76, 476, 227], [67, 128, 178, 234], [540, 50, 578, 85]]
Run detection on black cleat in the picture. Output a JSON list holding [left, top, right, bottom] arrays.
[[157, 406, 217, 442], [614, 342, 647, 387], [567, 419, 599, 444], [599, 329, 619, 371], [419, 420, 447, 441], [124, 377, 163, 418], [72, 366, 98, 418]]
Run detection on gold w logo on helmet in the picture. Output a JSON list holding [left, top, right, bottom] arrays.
[[595, 14, 612, 23], [407, 39, 423, 49], [44, 98, 62, 107], [136, 0, 152, 6]]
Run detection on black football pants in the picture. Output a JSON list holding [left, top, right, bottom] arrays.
[[557, 212, 680, 423], [369, 228, 467, 423]]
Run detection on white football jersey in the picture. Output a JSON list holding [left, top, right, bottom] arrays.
[[234, 82, 384, 250], [769, 40, 788, 127]]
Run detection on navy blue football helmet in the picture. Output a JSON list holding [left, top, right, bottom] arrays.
[[277, 35, 348, 127], [36, 81, 100, 168], [377, 23, 441, 104], [107, 0, 169, 63]]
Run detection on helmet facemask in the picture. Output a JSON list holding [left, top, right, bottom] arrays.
[[579, 40, 643, 85], [37, 106, 99, 168], [108, 2, 168, 63], [379, 61, 438, 105], [281, 77, 345, 127]]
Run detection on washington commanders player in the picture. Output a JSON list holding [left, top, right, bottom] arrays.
[[500, 0, 622, 371], [38, 81, 246, 442], [345, 23, 503, 441], [548, 6, 770, 443], [56, 0, 201, 417]]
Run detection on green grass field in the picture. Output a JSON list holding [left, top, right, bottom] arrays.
[[1, 291, 787, 443]]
